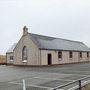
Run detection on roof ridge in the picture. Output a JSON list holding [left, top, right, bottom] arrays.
[[30, 33, 56, 39], [29, 33, 82, 43]]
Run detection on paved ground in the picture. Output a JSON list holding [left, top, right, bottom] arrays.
[[0, 62, 90, 90]]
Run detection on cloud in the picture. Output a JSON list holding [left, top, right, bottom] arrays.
[[0, 0, 90, 54]]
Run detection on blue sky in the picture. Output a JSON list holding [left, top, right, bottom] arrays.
[[0, 0, 90, 55]]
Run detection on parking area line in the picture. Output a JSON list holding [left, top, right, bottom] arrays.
[[9, 81, 52, 89], [1, 62, 90, 90], [32, 77, 73, 81]]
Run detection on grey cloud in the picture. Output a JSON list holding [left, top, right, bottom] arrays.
[[0, 0, 90, 54]]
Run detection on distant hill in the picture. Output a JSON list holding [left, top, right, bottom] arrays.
[[0, 55, 6, 64]]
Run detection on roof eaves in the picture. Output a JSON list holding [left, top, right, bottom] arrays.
[[39, 48, 90, 52]]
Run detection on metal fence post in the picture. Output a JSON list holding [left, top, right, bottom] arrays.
[[78, 80, 81, 90], [23, 79, 26, 90]]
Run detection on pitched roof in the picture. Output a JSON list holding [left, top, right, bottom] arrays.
[[6, 33, 90, 53], [6, 43, 17, 53], [30, 33, 90, 52]]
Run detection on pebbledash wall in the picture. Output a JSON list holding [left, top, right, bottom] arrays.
[[40, 50, 90, 65], [13, 49, 90, 66], [13, 34, 40, 66]]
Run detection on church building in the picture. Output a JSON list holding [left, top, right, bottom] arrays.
[[6, 26, 90, 66]]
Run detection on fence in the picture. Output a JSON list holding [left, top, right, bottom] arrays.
[[21, 76, 90, 90], [51, 76, 90, 90], [0, 76, 90, 90]]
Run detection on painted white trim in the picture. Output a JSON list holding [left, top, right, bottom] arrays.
[[10, 60, 13, 61], [58, 58, 62, 61], [22, 60, 27, 63]]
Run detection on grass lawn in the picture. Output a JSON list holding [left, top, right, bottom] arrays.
[[82, 84, 90, 90]]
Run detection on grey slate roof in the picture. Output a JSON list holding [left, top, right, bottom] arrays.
[[6, 43, 17, 53], [30, 33, 90, 52], [6, 33, 90, 53]]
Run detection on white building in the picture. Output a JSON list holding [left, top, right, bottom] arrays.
[[6, 26, 90, 66]]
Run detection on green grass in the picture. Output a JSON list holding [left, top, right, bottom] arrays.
[[82, 84, 90, 90]]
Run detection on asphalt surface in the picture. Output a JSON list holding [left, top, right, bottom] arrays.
[[0, 62, 90, 90]]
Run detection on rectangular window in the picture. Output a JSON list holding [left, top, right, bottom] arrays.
[[69, 51, 73, 59], [58, 51, 62, 60], [79, 52, 82, 58], [87, 52, 89, 58], [10, 56, 13, 61]]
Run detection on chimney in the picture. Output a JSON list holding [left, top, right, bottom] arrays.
[[23, 26, 28, 35]]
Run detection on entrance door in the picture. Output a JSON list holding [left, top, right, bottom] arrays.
[[47, 54, 52, 65]]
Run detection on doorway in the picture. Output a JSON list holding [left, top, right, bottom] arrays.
[[47, 54, 52, 65]]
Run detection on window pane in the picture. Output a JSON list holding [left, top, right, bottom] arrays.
[[87, 52, 89, 58], [79, 52, 82, 58], [69, 52, 72, 58], [10, 56, 13, 60], [22, 46, 27, 61], [58, 51, 62, 59]]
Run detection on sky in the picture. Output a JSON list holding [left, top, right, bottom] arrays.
[[0, 0, 90, 55]]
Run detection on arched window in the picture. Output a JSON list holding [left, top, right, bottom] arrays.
[[22, 46, 27, 62]]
